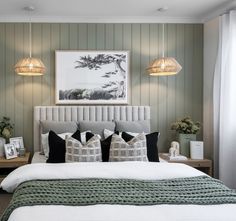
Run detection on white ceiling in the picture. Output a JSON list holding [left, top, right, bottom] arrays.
[[0, 0, 235, 23]]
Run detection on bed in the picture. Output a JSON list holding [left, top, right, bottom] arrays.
[[1, 106, 236, 221]]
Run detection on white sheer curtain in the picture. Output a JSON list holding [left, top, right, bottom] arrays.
[[214, 11, 236, 188]]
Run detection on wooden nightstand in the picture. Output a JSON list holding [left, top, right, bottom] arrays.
[[159, 153, 212, 176], [0, 152, 30, 183]]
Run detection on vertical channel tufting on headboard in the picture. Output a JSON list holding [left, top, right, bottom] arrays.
[[34, 106, 150, 152]]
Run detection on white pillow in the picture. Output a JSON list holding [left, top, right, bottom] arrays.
[[41, 131, 90, 158], [103, 129, 146, 139]]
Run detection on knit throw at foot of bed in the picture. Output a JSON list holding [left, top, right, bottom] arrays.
[[2, 176, 236, 221]]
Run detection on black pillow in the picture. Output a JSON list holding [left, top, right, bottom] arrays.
[[47, 130, 82, 163], [86, 131, 119, 162], [121, 132, 160, 162]]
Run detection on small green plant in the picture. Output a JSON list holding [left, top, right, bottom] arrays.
[[171, 116, 200, 134], [0, 117, 14, 140]]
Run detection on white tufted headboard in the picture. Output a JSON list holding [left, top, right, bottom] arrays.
[[34, 106, 150, 152]]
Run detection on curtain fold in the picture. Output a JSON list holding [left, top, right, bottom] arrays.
[[214, 11, 236, 188]]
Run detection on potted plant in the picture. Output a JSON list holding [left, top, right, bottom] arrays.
[[171, 117, 201, 157], [0, 117, 14, 157]]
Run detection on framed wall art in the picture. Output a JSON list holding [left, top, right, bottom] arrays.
[[55, 50, 129, 104]]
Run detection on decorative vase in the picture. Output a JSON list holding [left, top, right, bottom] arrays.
[[0, 137, 6, 157], [178, 133, 196, 157]]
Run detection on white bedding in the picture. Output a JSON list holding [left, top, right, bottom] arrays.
[[1, 162, 236, 221], [31, 152, 168, 164], [31, 152, 47, 163]]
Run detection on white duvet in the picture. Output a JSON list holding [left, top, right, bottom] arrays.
[[1, 162, 236, 221]]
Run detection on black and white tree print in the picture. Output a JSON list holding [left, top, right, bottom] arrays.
[[74, 54, 126, 100], [57, 52, 128, 102]]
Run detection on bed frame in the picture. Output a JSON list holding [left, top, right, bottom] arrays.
[[34, 106, 150, 152]]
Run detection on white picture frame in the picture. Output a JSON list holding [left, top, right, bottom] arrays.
[[9, 137, 24, 155], [4, 143, 18, 159], [55, 50, 129, 104]]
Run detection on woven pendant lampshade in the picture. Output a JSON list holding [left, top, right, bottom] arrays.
[[15, 6, 46, 76], [147, 24, 182, 76], [147, 57, 182, 76], [15, 57, 45, 76]]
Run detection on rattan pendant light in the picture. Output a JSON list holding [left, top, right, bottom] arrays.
[[15, 6, 45, 76], [147, 24, 182, 76]]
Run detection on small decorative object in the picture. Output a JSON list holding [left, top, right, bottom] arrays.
[[171, 117, 201, 157], [9, 137, 24, 156], [190, 141, 204, 160], [55, 50, 129, 104], [0, 117, 14, 157], [170, 141, 180, 156], [169, 146, 176, 157], [0, 137, 6, 157], [19, 147, 26, 157], [4, 143, 18, 159]]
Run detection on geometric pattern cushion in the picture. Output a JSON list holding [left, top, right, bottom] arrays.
[[66, 135, 102, 162], [109, 133, 148, 162], [121, 132, 160, 162]]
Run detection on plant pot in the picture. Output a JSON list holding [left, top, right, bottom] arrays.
[[178, 133, 196, 157], [0, 137, 6, 157]]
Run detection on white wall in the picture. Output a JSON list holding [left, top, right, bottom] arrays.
[[203, 17, 219, 160]]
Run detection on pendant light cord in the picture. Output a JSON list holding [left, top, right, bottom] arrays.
[[162, 23, 165, 58], [29, 10, 32, 58]]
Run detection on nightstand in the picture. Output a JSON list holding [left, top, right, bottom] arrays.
[[159, 153, 212, 176], [0, 152, 30, 183]]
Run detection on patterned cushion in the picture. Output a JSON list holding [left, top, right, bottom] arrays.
[[109, 133, 148, 162], [66, 135, 102, 162], [122, 132, 160, 162]]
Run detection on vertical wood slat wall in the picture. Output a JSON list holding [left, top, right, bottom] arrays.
[[0, 23, 203, 154]]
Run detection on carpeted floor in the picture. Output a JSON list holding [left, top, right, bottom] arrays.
[[0, 193, 12, 216]]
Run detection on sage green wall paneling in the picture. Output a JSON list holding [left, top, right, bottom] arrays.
[[5, 24, 15, 129], [60, 24, 69, 50], [167, 24, 177, 143], [42, 24, 51, 105], [96, 24, 105, 49], [0, 23, 203, 153], [184, 25, 194, 116], [114, 24, 123, 50], [176, 24, 185, 120], [69, 24, 78, 49], [0, 24, 6, 117], [158, 23, 168, 148], [50, 24, 60, 104], [140, 24, 150, 106], [88, 24, 96, 49], [193, 25, 203, 132], [32, 24, 42, 107], [78, 24, 88, 49], [131, 24, 141, 105], [14, 24, 24, 137], [123, 24, 132, 104], [23, 23, 33, 149], [149, 24, 159, 132], [105, 24, 113, 50]]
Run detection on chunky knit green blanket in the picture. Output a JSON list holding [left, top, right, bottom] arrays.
[[2, 176, 236, 221]]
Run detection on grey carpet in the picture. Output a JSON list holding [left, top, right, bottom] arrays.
[[0, 194, 12, 216]]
